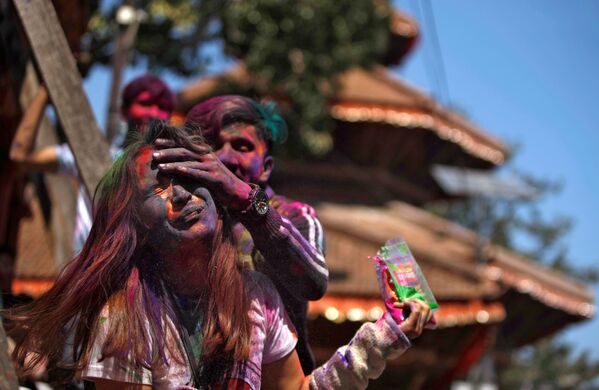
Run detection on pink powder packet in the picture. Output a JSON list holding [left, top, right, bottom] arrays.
[[372, 237, 438, 327]]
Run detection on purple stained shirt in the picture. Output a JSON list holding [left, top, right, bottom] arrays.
[[54, 142, 122, 255], [81, 271, 297, 389]]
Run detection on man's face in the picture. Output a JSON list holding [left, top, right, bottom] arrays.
[[136, 148, 218, 253], [124, 91, 171, 132], [212, 123, 271, 184]]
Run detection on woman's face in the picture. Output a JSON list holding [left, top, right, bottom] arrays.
[[124, 91, 172, 133], [135, 147, 219, 253]]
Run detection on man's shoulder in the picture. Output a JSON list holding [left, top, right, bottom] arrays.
[[269, 192, 317, 219]]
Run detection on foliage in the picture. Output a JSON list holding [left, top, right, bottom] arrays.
[[84, 0, 392, 155], [83, 0, 223, 76], [222, 0, 391, 155], [500, 338, 599, 390], [428, 161, 598, 283]]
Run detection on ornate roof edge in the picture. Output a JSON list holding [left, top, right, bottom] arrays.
[[309, 295, 506, 328]]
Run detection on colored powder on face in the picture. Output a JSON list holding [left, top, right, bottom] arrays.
[[135, 148, 154, 184]]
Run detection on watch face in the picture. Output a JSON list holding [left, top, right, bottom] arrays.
[[254, 190, 270, 216]]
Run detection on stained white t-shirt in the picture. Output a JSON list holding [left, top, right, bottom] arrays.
[[81, 271, 297, 389]]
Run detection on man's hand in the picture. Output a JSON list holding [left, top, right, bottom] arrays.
[[152, 138, 252, 211], [393, 299, 433, 339]]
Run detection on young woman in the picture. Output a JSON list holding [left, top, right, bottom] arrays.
[[9, 122, 431, 389]]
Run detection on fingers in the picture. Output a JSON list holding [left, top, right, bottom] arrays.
[[154, 138, 176, 148], [157, 161, 249, 209], [152, 146, 212, 164], [398, 299, 432, 339], [424, 305, 433, 324], [157, 160, 238, 188], [157, 161, 215, 181], [398, 300, 420, 338], [154, 138, 211, 154], [412, 301, 425, 335], [416, 300, 432, 332]]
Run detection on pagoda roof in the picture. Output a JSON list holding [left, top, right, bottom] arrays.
[[382, 8, 419, 66], [332, 66, 508, 165], [177, 64, 508, 167]]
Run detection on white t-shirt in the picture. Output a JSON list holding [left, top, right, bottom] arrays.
[[81, 271, 297, 389], [54, 142, 123, 255]]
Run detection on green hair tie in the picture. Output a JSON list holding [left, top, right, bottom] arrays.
[[252, 101, 288, 145]]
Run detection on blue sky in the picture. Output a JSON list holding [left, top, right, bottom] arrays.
[[83, 1, 599, 359], [392, 0, 599, 357]]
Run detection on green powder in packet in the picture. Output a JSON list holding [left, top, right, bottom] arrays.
[[373, 237, 439, 323]]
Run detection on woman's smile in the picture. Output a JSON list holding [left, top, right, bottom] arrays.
[[169, 201, 206, 229]]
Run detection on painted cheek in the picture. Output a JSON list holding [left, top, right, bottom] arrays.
[[152, 108, 170, 120], [250, 158, 263, 176], [135, 149, 154, 186], [165, 199, 178, 222], [245, 153, 266, 179], [255, 142, 266, 156], [142, 197, 169, 230], [128, 104, 147, 119]]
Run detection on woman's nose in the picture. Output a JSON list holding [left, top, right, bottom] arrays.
[[171, 184, 192, 208]]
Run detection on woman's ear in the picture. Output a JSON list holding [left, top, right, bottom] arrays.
[[259, 155, 274, 183]]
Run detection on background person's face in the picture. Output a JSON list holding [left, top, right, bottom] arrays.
[[124, 91, 171, 132], [212, 123, 269, 184], [136, 148, 218, 253]]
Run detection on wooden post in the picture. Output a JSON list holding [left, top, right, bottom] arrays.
[[9, 85, 48, 162], [106, 4, 141, 142], [18, 62, 76, 270], [12, 0, 112, 198]]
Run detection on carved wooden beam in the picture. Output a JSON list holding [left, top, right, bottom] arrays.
[[13, 0, 111, 198]]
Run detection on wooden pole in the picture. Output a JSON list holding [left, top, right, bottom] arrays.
[[106, 5, 141, 142], [12, 0, 112, 198]]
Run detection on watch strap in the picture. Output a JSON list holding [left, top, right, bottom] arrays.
[[239, 183, 269, 219]]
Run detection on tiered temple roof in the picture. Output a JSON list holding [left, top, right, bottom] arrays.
[[175, 6, 594, 387]]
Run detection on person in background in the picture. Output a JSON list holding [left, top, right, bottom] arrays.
[[10, 74, 175, 255], [153, 96, 327, 373]]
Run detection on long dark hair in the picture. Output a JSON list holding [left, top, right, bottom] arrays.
[[8, 122, 251, 385]]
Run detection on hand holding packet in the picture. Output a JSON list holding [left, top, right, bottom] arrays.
[[373, 237, 438, 328]]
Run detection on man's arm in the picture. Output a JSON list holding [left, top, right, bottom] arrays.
[[153, 143, 328, 301], [238, 198, 328, 301], [9, 85, 62, 173]]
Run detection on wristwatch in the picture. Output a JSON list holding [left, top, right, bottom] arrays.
[[241, 184, 269, 219]]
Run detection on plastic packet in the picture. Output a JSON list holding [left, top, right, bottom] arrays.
[[373, 237, 438, 325]]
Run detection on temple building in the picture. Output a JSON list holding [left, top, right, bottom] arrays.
[[0, 3, 594, 389], [175, 7, 594, 389]]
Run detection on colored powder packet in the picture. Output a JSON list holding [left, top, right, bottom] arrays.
[[373, 237, 439, 325]]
